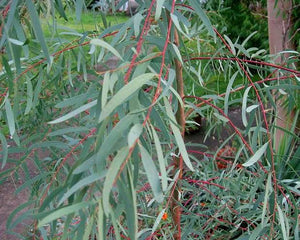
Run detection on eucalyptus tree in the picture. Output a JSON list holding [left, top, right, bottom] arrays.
[[0, 0, 299, 239]]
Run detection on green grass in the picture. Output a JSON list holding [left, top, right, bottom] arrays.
[[42, 10, 129, 38]]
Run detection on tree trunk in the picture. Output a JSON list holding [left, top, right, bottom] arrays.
[[267, 0, 293, 151]]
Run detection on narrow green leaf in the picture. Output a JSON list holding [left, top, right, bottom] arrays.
[[83, 216, 94, 240], [134, 13, 144, 37], [152, 209, 165, 233], [224, 35, 236, 56], [102, 72, 110, 108], [224, 71, 238, 116], [103, 147, 129, 216], [48, 100, 97, 124], [128, 124, 143, 148], [5, 98, 16, 137], [99, 73, 155, 123], [97, 200, 105, 240], [277, 203, 288, 240], [0, 132, 8, 169], [151, 125, 168, 191], [139, 144, 164, 203], [243, 142, 269, 167], [188, 0, 216, 39], [171, 43, 183, 64], [25, 0, 50, 63], [97, 114, 135, 164], [75, 0, 84, 22], [213, 112, 229, 123], [25, 79, 33, 114], [90, 39, 123, 60], [242, 86, 252, 127], [155, 0, 165, 21], [58, 172, 106, 206], [8, 38, 24, 46], [170, 13, 189, 39], [38, 201, 93, 227], [164, 97, 194, 171], [246, 104, 259, 113], [261, 173, 272, 225]]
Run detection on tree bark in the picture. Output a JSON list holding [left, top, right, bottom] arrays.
[[267, 0, 293, 151]]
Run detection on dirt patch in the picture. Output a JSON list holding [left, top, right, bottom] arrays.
[[0, 149, 48, 239]]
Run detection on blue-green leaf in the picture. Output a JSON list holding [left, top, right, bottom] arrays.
[[99, 73, 155, 123], [48, 100, 97, 124], [139, 144, 164, 203], [103, 147, 129, 216], [38, 201, 93, 227], [243, 142, 269, 167]]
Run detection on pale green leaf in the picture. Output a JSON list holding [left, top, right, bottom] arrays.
[[246, 104, 259, 113], [242, 142, 269, 167], [139, 144, 164, 203], [155, 0, 165, 21], [134, 13, 144, 37], [38, 201, 92, 227], [90, 39, 123, 60], [277, 203, 288, 240], [58, 172, 106, 206], [188, 0, 216, 39], [213, 112, 229, 122], [25, 79, 33, 114], [224, 71, 238, 116], [152, 209, 165, 233], [5, 98, 15, 137], [102, 72, 110, 108], [0, 133, 8, 169], [8, 38, 24, 46], [164, 97, 194, 171], [151, 125, 168, 191], [128, 124, 143, 148], [48, 100, 97, 124], [103, 147, 129, 216], [242, 86, 252, 127], [25, 0, 50, 63], [171, 43, 183, 64], [224, 35, 236, 56], [99, 73, 156, 123]]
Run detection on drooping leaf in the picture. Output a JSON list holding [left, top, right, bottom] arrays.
[[25, 0, 51, 63], [155, 0, 165, 21], [5, 98, 16, 137], [58, 172, 106, 206], [242, 86, 252, 127], [102, 147, 129, 216], [38, 201, 93, 227], [0, 132, 8, 169], [48, 100, 97, 124], [139, 143, 164, 203], [128, 124, 143, 148], [151, 125, 168, 191], [164, 97, 194, 171], [90, 39, 123, 60], [188, 0, 216, 39], [243, 142, 269, 167], [99, 73, 156, 123]]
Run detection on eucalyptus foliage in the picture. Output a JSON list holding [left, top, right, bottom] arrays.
[[0, 0, 299, 239]]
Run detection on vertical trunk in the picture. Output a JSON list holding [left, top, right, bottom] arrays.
[[267, 0, 293, 151], [171, 27, 184, 240]]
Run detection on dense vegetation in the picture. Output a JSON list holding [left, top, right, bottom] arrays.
[[0, 0, 299, 239]]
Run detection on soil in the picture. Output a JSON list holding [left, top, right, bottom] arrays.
[[0, 108, 245, 239], [0, 149, 48, 240]]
